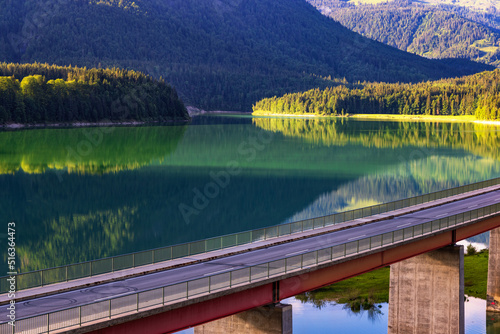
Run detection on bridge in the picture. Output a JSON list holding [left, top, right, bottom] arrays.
[[1, 178, 500, 334]]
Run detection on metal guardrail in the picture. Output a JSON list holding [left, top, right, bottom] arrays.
[[2, 202, 499, 333], [2, 177, 500, 294]]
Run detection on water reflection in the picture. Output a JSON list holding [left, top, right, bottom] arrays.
[[252, 117, 500, 161], [1, 115, 500, 272], [288, 294, 495, 333], [278, 297, 389, 334], [175, 296, 495, 333], [285, 155, 500, 223], [0, 126, 187, 174], [296, 288, 385, 317], [2, 169, 340, 271], [341, 301, 384, 323], [487, 311, 500, 334]]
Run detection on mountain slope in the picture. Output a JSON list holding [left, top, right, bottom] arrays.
[[0, 0, 491, 111], [309, 0, 500, 67]]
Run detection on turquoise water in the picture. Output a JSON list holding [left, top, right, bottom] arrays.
[[1, 115, 499, 272], [2, 114, 499, 332]]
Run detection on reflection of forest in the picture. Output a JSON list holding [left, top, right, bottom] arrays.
[[17, 206, 137, 271], [4, 117, 500, 273], [3, 118, 500, 175], [296, 267, 388, 322], [487, 312, 500, 333], [253, 117, 500, 160], [2, 169, 344, 272], [286, 155, 500, 223], [0, 125, 187, 174], [253, 117, 500, 245]]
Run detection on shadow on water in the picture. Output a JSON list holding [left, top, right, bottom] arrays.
[[0, 168, 344, 271]]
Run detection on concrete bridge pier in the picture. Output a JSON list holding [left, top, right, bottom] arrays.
[[194, 303, 292, 334], [388, 245, 464, 334], [488, 228, 500, 312]]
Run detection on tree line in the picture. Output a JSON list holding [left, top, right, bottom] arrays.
[[253, 69, 500, 120], [0, 63, 189, 124]]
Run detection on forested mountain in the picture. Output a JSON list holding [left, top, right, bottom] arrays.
[[253, 69, 500, 120], [0, 63, 189, 124], [0, 0, 491, 111], [308, 0, 500, 67], [349, 0, 500, 12]]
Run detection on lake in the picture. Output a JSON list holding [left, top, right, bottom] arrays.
[[1, 114, 499, 332]]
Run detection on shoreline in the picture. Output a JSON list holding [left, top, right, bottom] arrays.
[[1, 119, 190, 130], [186, 106, 249, 116], [4, 112, 500, 128], [251, 111, 500, 125], [252, 112, 319, 118]]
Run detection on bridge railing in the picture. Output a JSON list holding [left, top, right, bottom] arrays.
[[2, 177, 500, 293], [2, 201, 499, 333]]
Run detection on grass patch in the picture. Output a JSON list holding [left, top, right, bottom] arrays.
[[296, 249, 489, 306], [296, 267, 390, 308], [465, 249, 489, 299]]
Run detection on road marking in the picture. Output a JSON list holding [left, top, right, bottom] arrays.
[[285, 250, 308, 256], [348, 235, 366, 241], [435, 213, 448, 218], [203, 269, 230, 277], [397, 223, 412, 228], [94, 291, 135, 302], [468, 204, 478, 208]]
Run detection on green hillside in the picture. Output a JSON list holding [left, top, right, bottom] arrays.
[[347, 0, 500, 12], [309, 0, 500, 67], [0, 0, 491, 111]]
